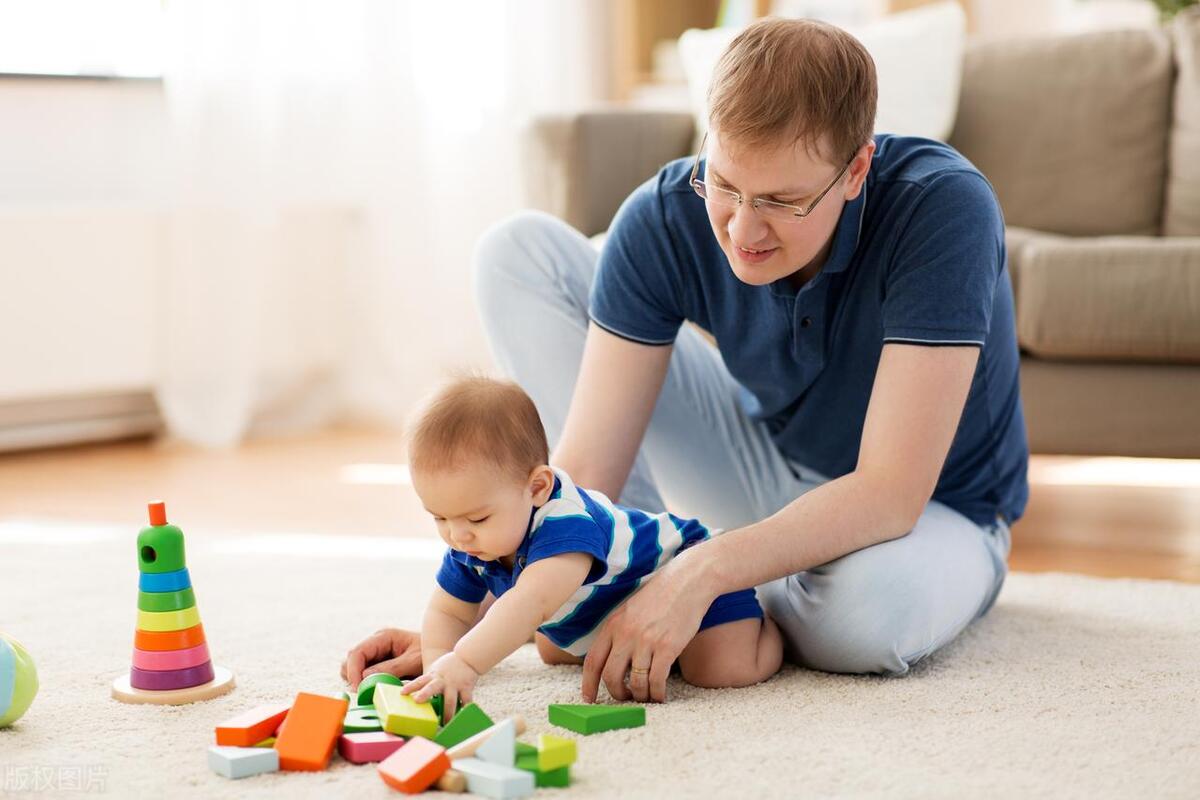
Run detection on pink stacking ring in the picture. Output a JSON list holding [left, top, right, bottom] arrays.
[[131, 642, 211, 672]]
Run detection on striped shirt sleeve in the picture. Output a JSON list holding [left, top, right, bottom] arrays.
[[435, 549, 488, 603], [526, 500, 610, 586]]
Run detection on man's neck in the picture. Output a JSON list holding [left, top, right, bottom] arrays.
[[786, 234, 835, 291]]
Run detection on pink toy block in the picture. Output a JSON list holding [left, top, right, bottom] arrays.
[[338, 731, 406, 764]]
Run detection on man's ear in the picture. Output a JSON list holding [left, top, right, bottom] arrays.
[[843, 140, 876, 202], [529, 465, 556, 504]]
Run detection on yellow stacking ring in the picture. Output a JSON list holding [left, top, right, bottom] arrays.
[[136, 606, 201, 632]]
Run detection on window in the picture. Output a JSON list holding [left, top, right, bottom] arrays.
[[0, 0, 163, 78]]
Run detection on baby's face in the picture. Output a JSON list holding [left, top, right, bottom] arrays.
[[411, 461, 543, 562]]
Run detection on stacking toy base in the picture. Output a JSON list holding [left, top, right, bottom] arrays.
[[111, 664, 235, 705]]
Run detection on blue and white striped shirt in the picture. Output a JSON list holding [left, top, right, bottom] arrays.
[[435, 467, 715, 656]]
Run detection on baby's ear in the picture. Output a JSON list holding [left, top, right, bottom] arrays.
[[529, 465, 556, 503]]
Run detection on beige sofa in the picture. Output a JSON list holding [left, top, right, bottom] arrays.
[[521, 11, 1200, 458]]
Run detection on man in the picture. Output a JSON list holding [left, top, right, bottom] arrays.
[[342, 17, 1027, 705]]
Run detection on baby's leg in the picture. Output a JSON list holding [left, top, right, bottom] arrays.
[[535, 632, 585, 666], [677, 615, 783, 689]]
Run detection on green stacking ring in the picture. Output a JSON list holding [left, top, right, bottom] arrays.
[[137, 588, 196, 612]]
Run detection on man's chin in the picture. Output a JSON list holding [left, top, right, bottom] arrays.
[[726, 256, 785, 286]]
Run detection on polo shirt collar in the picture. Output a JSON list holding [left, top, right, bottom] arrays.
[[768, 182, 868, 297]]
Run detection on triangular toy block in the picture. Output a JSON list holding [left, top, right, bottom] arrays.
[[475, 718, 516, 767], [378, 736, 450, 793], [547, 703, 644, 735], [433, 702, 493, 749]]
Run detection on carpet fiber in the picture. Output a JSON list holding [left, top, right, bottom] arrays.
[[1, 521, 1197, 798]]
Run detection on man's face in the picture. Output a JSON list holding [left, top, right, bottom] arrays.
[[703, 129, 871, 287]]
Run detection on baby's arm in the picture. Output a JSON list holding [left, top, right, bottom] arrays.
[[420, 586, 480, 671], [453, 552, 593, 675]]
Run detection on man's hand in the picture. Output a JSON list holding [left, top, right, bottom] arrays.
[[400, 651, 480, 724], [581, 550, 716, 704], [340, 628, 423, 691]]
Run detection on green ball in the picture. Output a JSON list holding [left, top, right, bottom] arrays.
[[0, 632, 38, 728]]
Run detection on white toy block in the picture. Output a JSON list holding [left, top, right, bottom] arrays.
[[454, 757, 535, 799], [474, 718, 516, 767], [207, 745, 279, 779]]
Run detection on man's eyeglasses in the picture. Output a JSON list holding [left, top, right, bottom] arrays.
[[689, 131, 855, 223]]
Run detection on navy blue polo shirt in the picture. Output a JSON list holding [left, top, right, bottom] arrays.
[[589, 134, 1029, 527]]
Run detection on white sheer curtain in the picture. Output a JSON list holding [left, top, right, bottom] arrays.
[[157, 0, 609, 446]]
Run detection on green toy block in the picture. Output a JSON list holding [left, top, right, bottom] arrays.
[[374, 684, 438, 739], [547, 704, 644, 735], [136, 587, 196, 612], [515, 752, 571, 788], [515, 741, 537, 758], [343, 706, 384, 733], [432, 702, 493, 748], [537, 733, 576, 771], [355, 673, 403, 707]]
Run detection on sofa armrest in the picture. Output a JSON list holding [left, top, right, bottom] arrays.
[[520, 109, 696, 237]]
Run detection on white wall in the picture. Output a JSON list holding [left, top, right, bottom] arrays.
[[0, 77, 166, 401]]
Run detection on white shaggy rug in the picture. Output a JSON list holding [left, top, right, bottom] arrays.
[[1, 520, 1198, 799]]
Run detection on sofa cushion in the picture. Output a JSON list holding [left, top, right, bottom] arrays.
[[950, 28, 1172, 237], [1014, 236, 1200, 363], [1165, 8, 1200, 236]]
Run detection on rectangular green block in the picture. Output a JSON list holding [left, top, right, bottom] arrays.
[[374, 684, 438, 739], [515, 741, 537, 758], [547, 703, 645, 735], [516, 753, 571, 787], [432, 702, 493, 748]]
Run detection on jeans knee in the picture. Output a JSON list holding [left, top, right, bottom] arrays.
[[472, 210, 561, 311]]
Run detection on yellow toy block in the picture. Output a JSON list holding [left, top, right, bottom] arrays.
[[374, 683, 438, 739], [536, 733, 576, 772]]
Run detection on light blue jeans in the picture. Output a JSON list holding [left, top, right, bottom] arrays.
[[473, 210, 1013, 676]]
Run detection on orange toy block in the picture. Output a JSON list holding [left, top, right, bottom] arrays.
[[378, 737, 451, 794], [273, 693, 349, 771], [215, 703, 290, 747]]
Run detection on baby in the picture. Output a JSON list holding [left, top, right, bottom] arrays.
[[399, 375, 782, 721]]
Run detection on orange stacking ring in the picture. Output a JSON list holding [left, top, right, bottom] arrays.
[[134, 623, 206, 652]]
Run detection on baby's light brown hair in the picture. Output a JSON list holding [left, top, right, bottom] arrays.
[[407, 374, 549, 483]]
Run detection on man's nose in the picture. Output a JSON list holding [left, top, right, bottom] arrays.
[[727, 201, 768, 246]]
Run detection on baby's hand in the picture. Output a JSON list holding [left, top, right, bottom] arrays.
[[401, 651, 479, 724]]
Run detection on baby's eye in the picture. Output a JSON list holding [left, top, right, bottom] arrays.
[[469, 516, 489, 524], [432, 516, 445, 523]]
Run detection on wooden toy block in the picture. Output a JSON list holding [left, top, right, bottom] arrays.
[[377, 736, 450, 793], [355, 672, 403, 707], [338, 731, 405, 764], [137, 587, 196, 613], [515, 753, 571, 788], [253, 737, 275, 748], [207, 745, 279, 779], [136, 605, 201, 633], [453, 757, 535, 799], [215, 703, 290, 747], [344, 706, 384, 733], [547, 703, 644, 735], [515, 741, 537, 758], [374, 684, 438, 739], [536, 733, 576, 771], [447, 716, 527, 761], [437, 769, 467, 793], [433, 702, 493, 748], [273, 692, 349, 771], [474, 718, 516, 767]]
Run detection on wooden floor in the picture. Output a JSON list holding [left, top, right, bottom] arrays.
[[1, 428, 1198, 583]]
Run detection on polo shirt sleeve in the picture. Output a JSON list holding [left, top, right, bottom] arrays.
[[526, 499, 610, 586], [588, 175, 687, 346], [435, 549, 488, 604], [881, 171, 1006, 348]]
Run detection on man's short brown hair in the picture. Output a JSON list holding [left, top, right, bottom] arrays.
[[406, 374, 549, 483], [708, 17, 877, 164]]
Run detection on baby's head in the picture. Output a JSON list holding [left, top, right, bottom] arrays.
[[406, 375, 555, 562]]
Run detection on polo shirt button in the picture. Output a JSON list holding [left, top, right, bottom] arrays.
[[801, 317, 813, 328]]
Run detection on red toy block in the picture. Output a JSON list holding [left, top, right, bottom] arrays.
[[378, 737, 450, 793], [274, 693, 349, 771], [215, 703, 290, 747], [338, 731, 406, 764]]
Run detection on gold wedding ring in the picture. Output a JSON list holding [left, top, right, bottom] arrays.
[[630, 666, 650, 675]]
